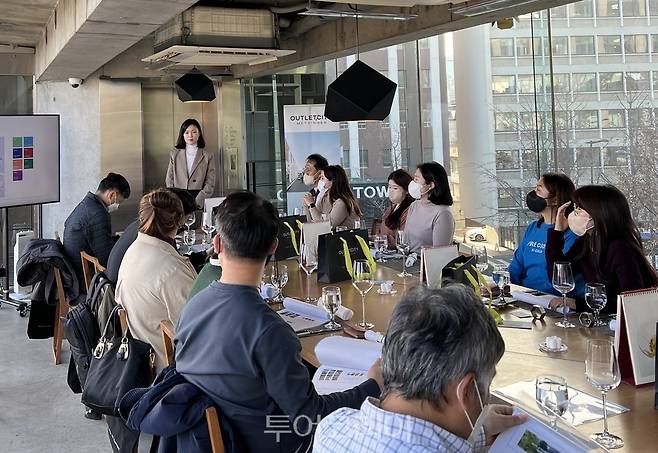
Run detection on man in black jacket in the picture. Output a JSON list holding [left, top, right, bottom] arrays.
[[175, 191, 382, 453], [63, 172, 130, 292]]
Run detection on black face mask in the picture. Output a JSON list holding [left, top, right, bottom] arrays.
[[526, 190, 548, 213]]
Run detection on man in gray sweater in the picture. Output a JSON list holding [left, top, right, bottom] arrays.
[[175, 191, 382, 453]]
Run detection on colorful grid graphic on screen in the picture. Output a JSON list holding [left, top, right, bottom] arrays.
[[12, 136, 34, 181]]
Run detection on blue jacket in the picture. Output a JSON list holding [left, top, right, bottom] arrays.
[[120, 365, 242, 453], [509, 221, 585, 297]]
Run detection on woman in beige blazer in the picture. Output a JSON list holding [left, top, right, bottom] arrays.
[[165, 118, 216, 207], [116, 188, 197, 372], [304, 165, 362, 228]]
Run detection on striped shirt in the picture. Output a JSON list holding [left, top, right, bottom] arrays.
[[313, 397, 486, 452]]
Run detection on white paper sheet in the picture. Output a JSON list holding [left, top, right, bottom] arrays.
[[312, 337, 383, 394], [494, 380, 628, 427], [512, 291, 572, 313], [312, 366, 370, 394], [489, 408, 599, 453], [315, 336, 383, 371], [276, 298, 328, 332]]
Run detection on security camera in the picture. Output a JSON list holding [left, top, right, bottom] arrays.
[[68, 78, 83, 88]]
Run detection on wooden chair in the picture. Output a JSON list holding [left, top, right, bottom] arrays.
[[159, 320, 225, 453], [52, 267, 70, 365], [80, 251, 106, 291]]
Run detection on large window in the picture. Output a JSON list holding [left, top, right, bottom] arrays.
[[624, 35, 648, 53], [598, 0, 621, 16], [622, 0, 646, 17], [496, 150, 520, 170], [598, 35, 622, 54], [573, 73, 597, 92], [491, 38, 514, 57], [516, 38, 533, 57], [626, 71, 651, 91], [574, 110, 599, 129], [571, 0, 594, 17], [601, 109, 625, 128], [552, 36, 569, 55], [518, 75, 537, 94], [571, 36, 595, 55], [600, 72, 624, 91], [495, 112, 517, 131], [492, 75, 516, 94]]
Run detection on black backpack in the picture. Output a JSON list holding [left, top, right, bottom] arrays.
[[63, 272, 114, 393]]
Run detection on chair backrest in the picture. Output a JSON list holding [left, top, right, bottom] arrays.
[[160, 319, 176, 367], [158, 319, 225, 453], [80, 251, 105, 291]]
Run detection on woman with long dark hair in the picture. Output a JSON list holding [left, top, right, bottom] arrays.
[[509, 173, 585, 296], [305, 165, 362, 228], [403, 161, 455, 252], [547, 184, 658, 314], [165, 118, 216, 207], [380, 169, 414, 249]]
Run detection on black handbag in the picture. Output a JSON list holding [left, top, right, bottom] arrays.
[[275, 215, 306, 260], [81, 305, 155, 416], [317, 228, 375, 283]]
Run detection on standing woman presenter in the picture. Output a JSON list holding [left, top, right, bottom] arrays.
[[166, 118, 216, 208]]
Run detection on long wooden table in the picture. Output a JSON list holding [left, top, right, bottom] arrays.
[[277, 259, 658, 451]]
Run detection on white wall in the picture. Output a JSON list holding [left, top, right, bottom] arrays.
[[35, 76, 102, 239]]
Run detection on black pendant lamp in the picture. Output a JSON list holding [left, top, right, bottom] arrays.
[[175, 68, 216, 103]]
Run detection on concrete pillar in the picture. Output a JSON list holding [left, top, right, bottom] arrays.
[[35, 76, 102, 239], [453, 25, 498, 225]]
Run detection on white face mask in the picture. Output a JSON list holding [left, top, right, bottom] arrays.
[[303, 173, 316, 187], [317, 180, 326, 193], [107, 203, 119, 213], [567, 211, 594, 236], [457, 377, 488, 449], [408, 180, 431, 200]]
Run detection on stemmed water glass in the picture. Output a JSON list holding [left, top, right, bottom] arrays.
[[352, 260, 374, 329], [185, 212, 196, 231], [374, 235, 388, 263], [299, 243, 318, 303], [492, 266, 510, 304], [396, 231, 412, 278], [585, 283, 607, 327], [201, 212, 215, 245], [553, 262, 576, 328], [585, 339, 624, 449], [270, 264, 289, 303], [322, 286, 342, 329], [535, 375, 570, 429]]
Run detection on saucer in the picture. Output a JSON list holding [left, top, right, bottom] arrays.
[[539, 341, 568, 353], [377, 289, 398, 295]]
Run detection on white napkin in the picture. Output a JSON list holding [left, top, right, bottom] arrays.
[[511, 290, 572, 313], [364, 330, 384, 343], [315, 298, 354, 321]]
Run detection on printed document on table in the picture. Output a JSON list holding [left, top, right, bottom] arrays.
[[277, 298, 328, 332], [312, 337, 382, 394]]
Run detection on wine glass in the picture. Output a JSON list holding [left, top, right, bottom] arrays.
[[299, 243, 318, 303], [492, 266, 510, 304], [183, 229, 196, 248], [585, 283, 607, 327], [396, 231, 412, 278], [354, 219, 362, 229], [352, 259, 374, 329], [585, 339, 624, 449], [472, 245, 489, 274], [535, 375, 569, 429], [553, 262, 576, 328], [322, 286, 342, 329], [185, 212, 196, 231], [201, 212, 215, 245], [374, 235, 388, 263], [270, 264, 289, 303]]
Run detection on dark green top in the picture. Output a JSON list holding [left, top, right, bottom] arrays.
[[188, 261, 221, 301]]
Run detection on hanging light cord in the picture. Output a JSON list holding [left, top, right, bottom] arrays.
[[348, 4, 360, 60]]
